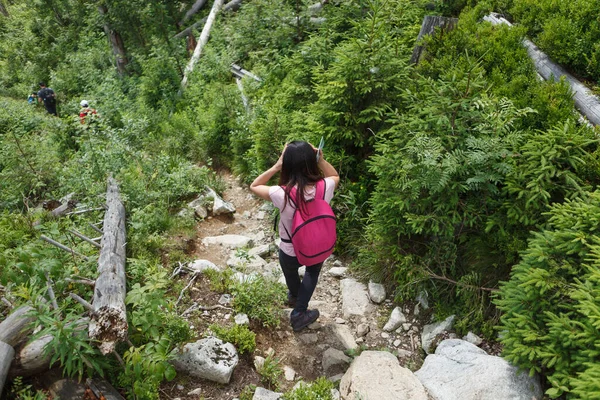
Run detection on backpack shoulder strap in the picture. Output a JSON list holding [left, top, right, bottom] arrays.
[[315, 179, 326, 200]]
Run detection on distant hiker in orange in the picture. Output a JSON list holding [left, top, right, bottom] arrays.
[[79, 100, 97, 124]]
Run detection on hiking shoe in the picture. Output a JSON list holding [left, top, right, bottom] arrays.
[[287, 292, 297, 308], [290, 309, 320, 332]]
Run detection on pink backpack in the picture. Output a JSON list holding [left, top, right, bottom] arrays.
[[282, 180, 336, 266]]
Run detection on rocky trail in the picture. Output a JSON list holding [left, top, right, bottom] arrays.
[[162, 172, 544, 400]]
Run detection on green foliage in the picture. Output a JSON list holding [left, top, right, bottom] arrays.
[[499, 0, 600, 81], [209, 323, 256, 354], [232, 275, 287, 328], [282, 378, 335, 400], [257, 354, 283, 390], [239, 384, 257, 400], [496, 192, 600, 399], [7, 377, 47, 400], [205, 268, 237, 293]]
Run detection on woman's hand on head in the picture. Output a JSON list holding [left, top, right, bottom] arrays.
[[274, 143, 287, 171]]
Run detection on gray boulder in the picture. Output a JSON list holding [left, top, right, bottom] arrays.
[[189, 259, 221, 274], [368, 281, 386, 303], [416, 339, 543, 400], [330, 324, 358, 350], [422, 315, 455, 354], [172, 337, 238, 384], [340, 351, 428, 400], [322, 347, 351, 375]]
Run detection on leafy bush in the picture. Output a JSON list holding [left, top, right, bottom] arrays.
[[209, 323, 256, 354], [232, 275, 286, 328], [496, 191, 600, 399], [282, 377, 335, 400], [257, 354, 283, 390]]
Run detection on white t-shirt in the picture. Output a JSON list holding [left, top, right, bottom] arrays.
[[269, 177, 336, 257]]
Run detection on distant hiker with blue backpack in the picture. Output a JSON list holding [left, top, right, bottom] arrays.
[[250, 140, 339, 332]]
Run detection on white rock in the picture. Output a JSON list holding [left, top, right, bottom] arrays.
[[335, 318, 346, 324], [331, 388, 340, 400], [284, 366, 296, 381], [328, 267, 348, 277], [172, 337, 238, 384], [393, 339, 401, 347], [463, 331, 483, 346], [202, 234, 253, 249], [368, 281, 386, 304], [254, 356, 265, 370], [252, 387, 283, 400], [416, 339, 543, 400], [383, 307, 407, 332], [189, 259, 221, 274], [204, 187, 236, 215], [416, 290, 429, 309], [330, 323, 358, 350], [340, 278, 374, 319], [187, 388, 202, 395], [328, 373, 344, 383], [402, 323, 411, 331], [340, 351, 428, 400], [356, 323, 369, 337], [234, 313, 249, 325], [422, 315, 455, 354], [218, 294, 232, 305], [249, 244, 271, 258], [256, 211, 266, 220], [381, 332, 390, 339], [227, 253, 267, 270]]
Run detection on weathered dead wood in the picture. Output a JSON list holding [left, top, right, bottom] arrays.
[[8, 318, 89, 378], [50, 202, 70, 217], [175, 273, 199, 307], [236, 78, 249, 112], [40, 235, 89, 260], [231, 63, 262, 82], [410, 15, 458, 65], [0, 298, 12, 309], [0, 341, 14, 396], [8, 334, 53, 378], [68, 228, 101, 248], [69, 293, 95, 314], [86, 378, 125, 400], [65, 277, 96, 287], [484, 13, 600, 126], [45, 273, 59, 312], [174, 0, 242, 39], [89, 177, 127, 355], [65, 207, 105, 216], [180, 0, 208, 26], [180, 0, 226, 91], [0, 305, 36, 347]]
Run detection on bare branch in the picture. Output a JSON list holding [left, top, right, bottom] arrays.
[[67, 229, 101, 248], [40, 235, 89, 260]]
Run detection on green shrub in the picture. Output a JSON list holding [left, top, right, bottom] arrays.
[[496, 191, 600, 399], [209, 323, 256, 354], [283, 377, 335, 400], [232, 275, 287, 328], [257, 354, 283, 390]]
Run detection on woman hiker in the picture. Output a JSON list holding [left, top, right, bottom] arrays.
[[250, 141, 339, 332]]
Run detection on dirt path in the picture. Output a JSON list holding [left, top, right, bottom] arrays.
[[163, 172, 427, 400]]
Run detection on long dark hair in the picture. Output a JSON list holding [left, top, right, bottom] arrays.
[[279, 141, 322, 213]]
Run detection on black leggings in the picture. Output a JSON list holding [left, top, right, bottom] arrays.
[[279, 249, 322, 313]]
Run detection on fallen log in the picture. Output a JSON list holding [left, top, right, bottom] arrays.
[[410, 15, 458, 65], [8, 335, 54, 378], [0, 341, 14, 396], [0, 305, 36, 347], [180, 0, 208, 26], [174, 0, 242, 39], [180, 0, 226, 91], [484, 13, 600, 126], [89, 177, 127, 355]]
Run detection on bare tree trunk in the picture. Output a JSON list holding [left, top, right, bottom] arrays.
[[180, 0, 208, 26], [0, 341, 14, 396], [98, 4, 129, 75], [410, 15, 458, 65], [0, 1, 9, 17], [484, 13, 600, 126], [88, 177, 127, 355], [180, 0, 225, 91]]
